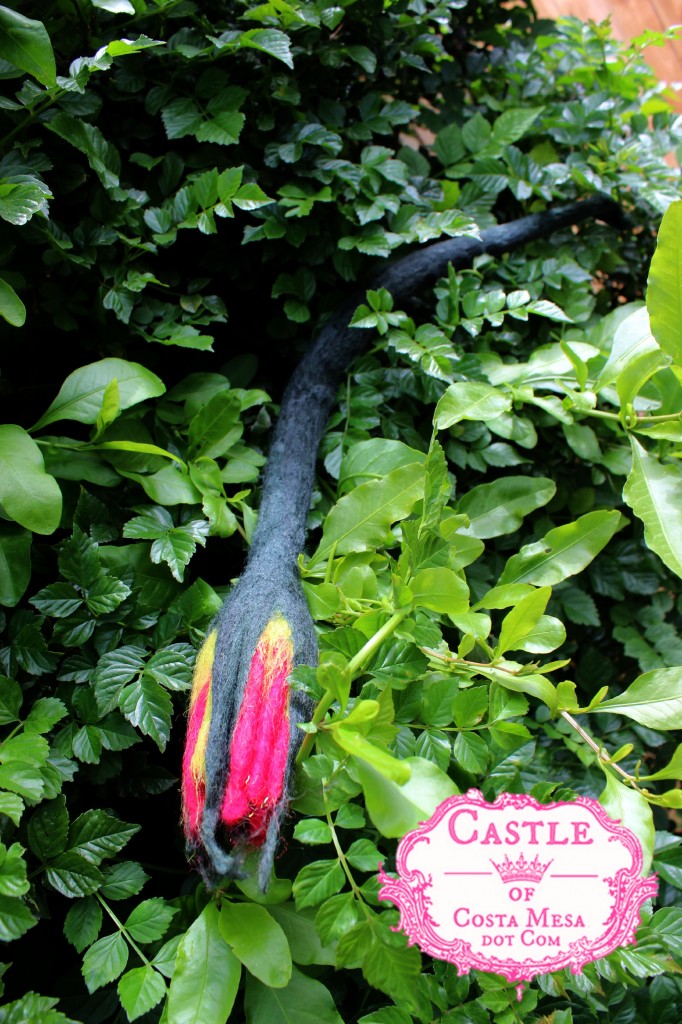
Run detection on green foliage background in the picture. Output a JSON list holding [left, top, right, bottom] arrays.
[[1, 1, 682, 1022]]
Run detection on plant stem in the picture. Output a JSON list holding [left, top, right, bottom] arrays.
[[323, 786, 371, 919], [96, 893, 153, 968], [560, 711, 636, 785], [296, 608, 408, 764]]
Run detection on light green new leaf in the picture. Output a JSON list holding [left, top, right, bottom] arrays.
[[410, 566, 469, 617], [590, 667, 682, 730], [0, 277, 25, 326], [118, 966, 166, 1022], [355, 756, 458, 838], [647, 199, 682, 365], [0, 525, 31, 607], [594, 304, 657, 391], [434, 381, 511, 429], [499, 510, 622, 586], [639, 743, 682, 782], [292, 859, 345, 910], [34, 358, 165, 430], [220, 902, 292, 988], [623, 438, 682, 579], [244, 967, 344, 1024], [92, 0, 136, 12], [82, 931, 129, 992], [0, 6, 55, 85], [599, 773, 654, 875], [0, 425, 62, 534], [166, 904, 241, 1024], [330, 725, 410, 784], [458, 476, 555, 539], [125, 898, 176, 943], [309, 462, 425, 566], [338, 438, 426, 494], [471, 663, 558, 714], [497, 586, 550, 655]]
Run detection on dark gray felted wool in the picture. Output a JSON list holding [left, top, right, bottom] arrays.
[[190, 195, 624, 889]]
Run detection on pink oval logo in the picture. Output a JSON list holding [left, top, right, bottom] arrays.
[[378, 791, 657, 983]]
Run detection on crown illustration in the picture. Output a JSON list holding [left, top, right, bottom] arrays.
[[490, 853, 552, 884]]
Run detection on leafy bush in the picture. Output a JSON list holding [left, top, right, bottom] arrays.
[[1, 1, 682, 1022]]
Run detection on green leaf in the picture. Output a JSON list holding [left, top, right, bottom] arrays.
[[166, 903, 241, 1024], [362, 925, 421, 1010], [497, 586, 550, 655], [118, 966, 166, 1021], [640, 743, 682, 781], [345, 839, 382, 873], [0, 525, 31, 607], [0, 762, 44, 802], [310, 462, 425, 566], [434, 382, 511, 429], [0, 894, 35, 941], [314, 892, 361, 945], [589, 667, 682, 729], [93, 0, 136, 13], [499, 510, 622, 586], [599, 773, 654, 875], [292, 859, 345, 909], [34, 358, 165, 431], [0, 277, 25, 326], [355, 756, 458, 838], [0, 6, 55, 86], [0, 675, 22, 724], [647, 199, 682, 364], [410, 566, 469, 617], [0, 792, 25, 826], [30, 582, 83, 617], [0, 425, 62, 534], [0, 842, 28, 897], [243, 967, 344, 1024], [452, 732, 490, 773], [68, 809, 139, 865], [623, 438, 682, 579], [27, 795, 69, 860], [119, 674, 172, 749], [45, 852, 104, 898], [240, 28, 294, 68], [457, 476, 555, 539], [267, 903, 336, 966], [100, 860, 149, 900], [220, 902, 292, 987], [64, 896, 102, 952], [293, 818, 333, 845], [82, 931, 129, 993], [338, 439, 426, 494], [125, 898, 176, 943]]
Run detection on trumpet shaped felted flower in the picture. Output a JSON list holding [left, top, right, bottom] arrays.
[[181, 560, 316, 889]]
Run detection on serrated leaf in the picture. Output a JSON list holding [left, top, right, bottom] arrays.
[[293, 859, 345, 909], [82, 931, 129, 993], [46, 852, 104, 897], [0, 525, 32, 607], [315, 892, 361, 945], [100, 860, 149, 900], [0, 792, 24, 826], [0, 277, 25, 326], [220, 902, 292, 987], [64, 896, 103, 953], [68, 809, 139, 865], [27, 795, 69, 860], [0, 893, 35, 941], [0, 842, 28, 897], [119, 674, 172, 750], [125, 898, 176, 943], [293, 818, 333, 845], [240, 28, 293, 68], [118, 965, 167, 1021]]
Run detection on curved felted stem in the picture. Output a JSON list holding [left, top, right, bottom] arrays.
[[183, 194, 624, 887]]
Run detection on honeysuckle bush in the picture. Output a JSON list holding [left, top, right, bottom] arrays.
[[2, 0, 682, 1021]]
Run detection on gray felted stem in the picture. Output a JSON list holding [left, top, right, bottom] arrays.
[[196, 195, 624, 886]]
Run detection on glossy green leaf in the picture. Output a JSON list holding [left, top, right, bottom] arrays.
[[599, 773, 654, 875], [309, 462, 425, 566], [0, 277, 25, 326], [434, 381, 511, 429], [125, 898, 176, 943], [292, 859, 345, 909], [338, 439, 426, 494], [457, 476, 555, 539], [410, 566, 469, 616], [119, 674, 172, 750], [647, 199, 682, 365], [68, 809, 139, 865], [240, 28, 294, 68], [27, 795, 69, 861], [34, 359, 165, 430], [623, 438, 682, 579], [355, 756, 458, 838], [0, 525, 31, 606], [0, 425, 62, 534], [0, 893, 35, 941], [64, 896, 102, 953], [0, 6, 55, 85], [499, 510, 622, 586], [166, 903, 241, 1024], [220, 902, 292, 987], [244, 967, 343, 1024], [589, 667, 682, 729]]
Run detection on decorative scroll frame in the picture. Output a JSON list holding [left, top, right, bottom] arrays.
[[378, 790, 658, 983]]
